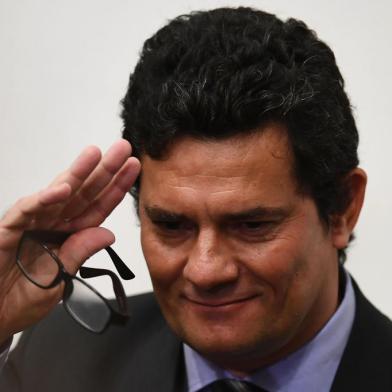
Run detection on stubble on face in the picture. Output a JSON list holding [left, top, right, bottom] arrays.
[[138, 124, 339, 373]]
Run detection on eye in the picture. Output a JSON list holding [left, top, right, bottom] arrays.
[[152, 219, 194, 235], [241, 221, 265, 230], [155, 221, 183, 231], [228, 220, 277, 241]]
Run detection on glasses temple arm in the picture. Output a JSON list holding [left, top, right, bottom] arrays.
[[79, 266, 128, 316], [104, 247, 135, 281], [24, 231, 135, 281]]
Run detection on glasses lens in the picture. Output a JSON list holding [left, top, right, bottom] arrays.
[[17, 236, 60, 287], [64, 278, 111, 333]]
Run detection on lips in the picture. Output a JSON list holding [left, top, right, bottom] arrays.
[[184, 294, 258, 308]]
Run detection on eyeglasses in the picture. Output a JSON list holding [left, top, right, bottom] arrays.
[[16, 230, 135, 333]]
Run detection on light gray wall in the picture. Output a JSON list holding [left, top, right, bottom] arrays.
[[1, 0, 391, 318]]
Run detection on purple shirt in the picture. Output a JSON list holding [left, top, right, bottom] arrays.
[[184, 269, 355, 392]]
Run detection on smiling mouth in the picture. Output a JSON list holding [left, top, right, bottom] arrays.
[[184, 295, 258, 308]]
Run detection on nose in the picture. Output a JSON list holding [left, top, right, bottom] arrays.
[[182, 227, 239, 290]]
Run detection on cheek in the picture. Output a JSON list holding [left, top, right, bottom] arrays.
[[241, 235, 303, 279], [249, 227, 334, 315], [237, 234, 314, 306]]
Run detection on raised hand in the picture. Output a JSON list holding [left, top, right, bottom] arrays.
[[0, 140, 140, 343]]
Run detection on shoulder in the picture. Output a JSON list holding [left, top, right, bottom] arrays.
[[17, 291, 169, 354], [332, 279, 392, 391], [2, 292, 183, 392], [351, 278, 392, 347]]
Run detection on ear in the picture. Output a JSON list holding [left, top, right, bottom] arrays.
[[330, 168, 367, 250]]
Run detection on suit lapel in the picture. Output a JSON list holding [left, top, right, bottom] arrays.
[[331, 279, 392, 391], [129, 322, 186, 392]]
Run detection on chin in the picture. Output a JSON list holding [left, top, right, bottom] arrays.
[[161, 299, 295, 363], [180, 321, 273, 357]]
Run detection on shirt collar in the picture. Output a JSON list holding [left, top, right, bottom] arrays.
[[184, 268, 356, 392]]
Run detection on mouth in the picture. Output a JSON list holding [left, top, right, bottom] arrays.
[[183, 295, 259, 309]]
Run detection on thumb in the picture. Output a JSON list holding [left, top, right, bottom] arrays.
[[58, 227, 115, 275]]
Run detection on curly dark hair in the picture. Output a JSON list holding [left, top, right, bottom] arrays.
[[121, 7, 359, 262]]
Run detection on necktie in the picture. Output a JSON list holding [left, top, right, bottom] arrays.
[[206, 378, 267, 392]]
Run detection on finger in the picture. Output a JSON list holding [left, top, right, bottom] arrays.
[[61, 157, 140, 231], [50, 145, 102, 192], [0, 183, 72, 231], [0, 146, 101, 232], [60, 140, 132, 219], [25, 146, 103, 228], [39, 183, 72, 205], [58, 227, 115, 274]]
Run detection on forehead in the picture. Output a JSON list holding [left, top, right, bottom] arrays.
[[139, 123, 299, 208]]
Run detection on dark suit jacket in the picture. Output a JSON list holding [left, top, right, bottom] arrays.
[[1, 281, 391, 391]]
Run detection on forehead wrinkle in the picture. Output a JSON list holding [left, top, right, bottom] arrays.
[[167, 184, 242, 198], [140, 126, 298, 211], [161, 181, 248, 219], [165, 172, 249, 189]]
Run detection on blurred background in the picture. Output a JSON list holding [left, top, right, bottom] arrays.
[[1, 0, 391, 318]]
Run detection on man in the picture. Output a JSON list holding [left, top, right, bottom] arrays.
[[0, 6, 391, 392]]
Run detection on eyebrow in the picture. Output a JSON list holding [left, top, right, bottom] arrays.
[[144, 207, 188, 221], [222, 207, 290, 221], [144, 206, 290, 222]]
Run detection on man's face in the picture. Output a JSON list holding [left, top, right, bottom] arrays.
[[139, 124, 340, 371]]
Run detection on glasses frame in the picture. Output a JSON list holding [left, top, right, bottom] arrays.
[[16, 230, 135, 333]]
